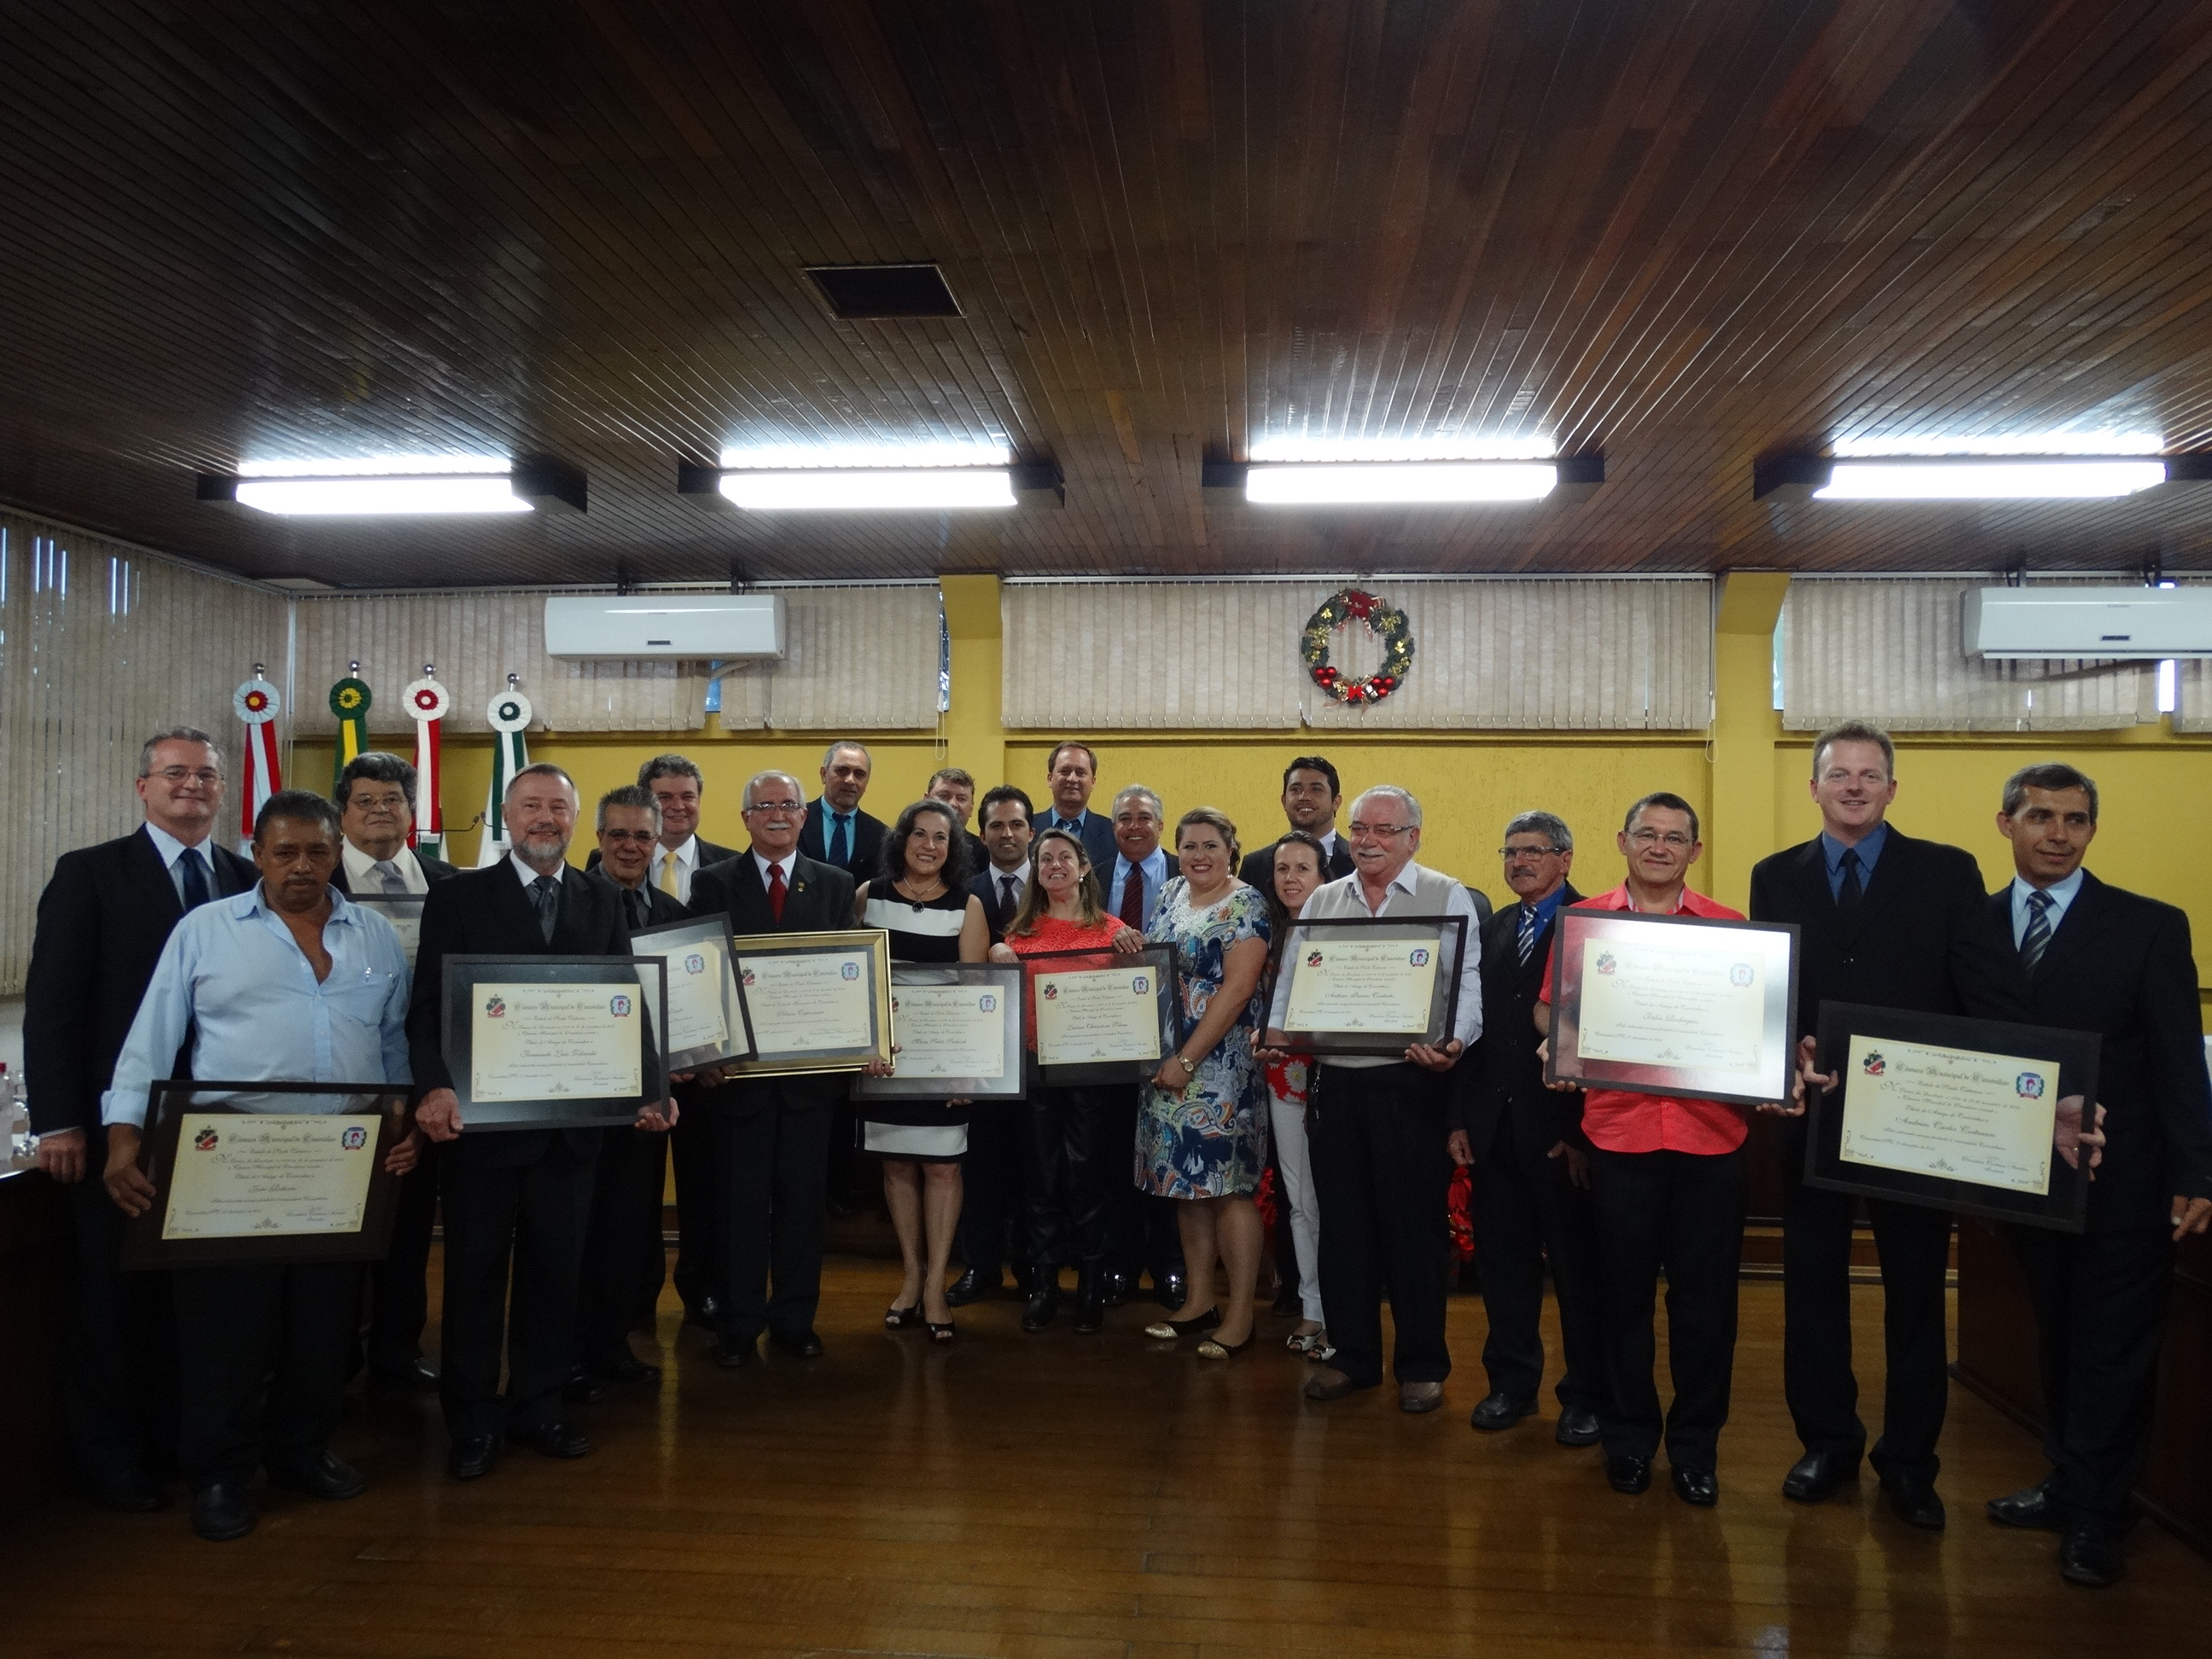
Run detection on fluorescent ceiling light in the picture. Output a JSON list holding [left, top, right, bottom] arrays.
[[1244, 461, 1559, 504], [1814, 460, 2168, 500], [719, 440, 1010, 469], [1831, 430, 2164, 458], [231, 474, 533, 515], [236, 454, 515, 477], [718, 469, 1016, 510], [1249, 434, 1558, 463]]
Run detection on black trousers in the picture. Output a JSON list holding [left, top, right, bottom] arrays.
[[2007, 1221, 2175, 1531], [1587, 1144, 1745, 1470], [438, 1139, 596, 1441], [956, 1100, 1029, 1283], [1474, 1104, 1607, 1412], [1025, 1082, 1132, 1274], [709, 1095, 832, 1345], [174, 1260, 358, 1487], [1107, 1181, 1186, 1286], [1310, 1062, 1452, 1388], [576, 1126, 668, 1371], [364, 1138, 440, 1373], [1779, 1117, 1953, 1482], [667, 1087, 722, 1313], [60, 1161, 176, 1485]]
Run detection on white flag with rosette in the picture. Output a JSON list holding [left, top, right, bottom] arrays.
[[403, 671, 451, 861], [232, 674, 282, 854], [475, 682, 533, 867]]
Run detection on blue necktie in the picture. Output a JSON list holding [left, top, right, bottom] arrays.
[[178, 847, 212, 911], [830, 812, 852, 866], [2020, 888, 2054, 973]]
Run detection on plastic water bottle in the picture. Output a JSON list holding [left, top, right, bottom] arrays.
[[2, 1064, 31, 1171]]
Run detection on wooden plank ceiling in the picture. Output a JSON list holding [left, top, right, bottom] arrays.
[[3, 0, 2212, 588]]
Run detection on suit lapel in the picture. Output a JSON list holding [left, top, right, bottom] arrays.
[[489, 860, 548, 949], [129, 826, 187, 925]]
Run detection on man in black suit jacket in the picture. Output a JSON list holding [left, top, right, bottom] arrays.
[[796, 739, 888, 880], [688, 768, 859, 1364], [329, 751, 459, 1393], [1448, 811, 1604, 1447], [25, 727, 256, 1511], [1749, 722, 2029, 1529], [1237, 754, 1358, 889], [1979, 763, 2212, 1587], [410, 764, 669, 1481]]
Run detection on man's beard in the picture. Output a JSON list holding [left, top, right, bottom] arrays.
[[517, 829, 570, 863]]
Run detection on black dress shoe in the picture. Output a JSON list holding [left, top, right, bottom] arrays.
[[771, 1329, 824, 1359], [1072, 1268, 1104, 1334], [1468, 1392, 1536, 1431], [1556, 1406, 1603, 1447], [1986, 1477, 2062, 1530], [1882, 1473, 1947, 1530], [1782, 1449, 1861, 1504], [81, 1468, 167, 1512], [591, 1354, 662, 1387], [265, 1450, 366, 1500], [446, 1434, 503, 1481], [945, 1267, 998, 1307], [561, 1366, 608, 1405], [519, 1420, 591, 1459], [1155, 1269, 1189, 1311], [368, 1358, 440, 1394], [1607, 1454, 1653, 1495], [1672, 1467, 1720, 1507], [683, 1295, 722, 1330], [711, 1336, 758, 1368], [1101, 1268, 1135, 1308], [1022, 1284, 1060, 1331], [2058, 1524, 2123, 1587], [189, 1481, 256, 1542]]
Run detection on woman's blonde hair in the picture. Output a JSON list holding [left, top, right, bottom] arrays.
[[1005, 826, 1107, 937]]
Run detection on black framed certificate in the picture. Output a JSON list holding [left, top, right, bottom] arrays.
[[1274, 915, 1467, 1056], [719, 928, 894, 1079], [631, 914, 757, 1071], [123, 1080, 410, 1270], [349, 892, 426, 967], [441, 955, 668, 1130], [854, 963, 1026, 1100], [1806, 1001, 2100, 1232], [1545, 909, 1800, 1107], [1022, 943, 1181, 1086]]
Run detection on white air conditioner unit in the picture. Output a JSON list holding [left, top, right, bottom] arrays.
[[1962, 586, 2212, 659], [543, 593, 786, 661]]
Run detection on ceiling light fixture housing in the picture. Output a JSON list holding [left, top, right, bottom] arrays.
[[198, 456, 585, 515], [1211, 454, 1603, 505], [806, 264, 962, 319], [1754, 453, 2205, 504]]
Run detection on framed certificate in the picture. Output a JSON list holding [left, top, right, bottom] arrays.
[[122, 1080, 411, 1270], [1545, 909, 1800, 1107], [1806, 1001, 2100, 1231], [854, 963, 1026, 1099], [717, 928, 894, 1079], [1022, 944, 1181, 1086], [630, 914, 757, 1071], [440, 955, 669, 1130], [349, 892, 426, 967], [1274, 915, 1468, 1056]]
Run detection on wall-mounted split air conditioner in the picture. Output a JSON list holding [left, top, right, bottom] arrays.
[[544, 594, 786, 661], [1962, 586, 2212, 660]]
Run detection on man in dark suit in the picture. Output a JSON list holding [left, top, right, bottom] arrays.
[[329, 750, 458, 1394], [410, 763, 671, 1481], [950, 784, 1036, 1307], [1034, 741, 1119, 885], [797, 739, 887, 880], [1980, 763, 2212, 1587], [967, 785, 1034, 945], [1749, 720, 2029, 1529], [688, 768, 859, 1365], [1448, 811, 1604, 1447], [25, 725, 255, 1511], [1237, 754, 1357, 888], [573, 785, 689, 1396]]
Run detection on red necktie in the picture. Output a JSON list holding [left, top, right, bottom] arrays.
[[767, 860, 787, 923], [1119, 866, 1145, 929]]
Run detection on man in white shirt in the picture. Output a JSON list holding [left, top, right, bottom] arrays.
[[333, 752, 457, 899], [1262, 784, 1482, 1414]]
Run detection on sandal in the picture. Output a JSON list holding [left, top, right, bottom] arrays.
[[1305, 1331, 1336, 1364], [884, 1302, 923, 1330], [1286, 1323, 1324, 1354], [1143, 1306, 1223, 1342], [926, 1318, 956, 1344]]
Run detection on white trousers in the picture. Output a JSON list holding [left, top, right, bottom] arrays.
[[1266, 1081, 1325, 1325]]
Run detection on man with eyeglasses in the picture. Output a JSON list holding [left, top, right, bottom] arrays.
[[1448, 811, 1605, 1449], [584, 754, 736, 905], [688, 771, 859, 1366], [1534, 793, 1749, 1507], [25, 726, 255, 1513], [1260, 785, 1481, 1415]]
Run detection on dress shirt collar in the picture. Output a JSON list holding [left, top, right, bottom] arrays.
[[1586, 880, 1732, 917], [656, 835, 700, 874], [754, 849, 798, 885], [1523, 883, 1570, 928], [342, 839, 425, 893], [2011, 866, 2086, 942], [1819, 822, 1889, 878], [242, 880, 368, 930], [1115, 847, 1166, 882], [143, 820, 216, 869], [509, 852, 566, 890], [1047, 807, 1091, 832]]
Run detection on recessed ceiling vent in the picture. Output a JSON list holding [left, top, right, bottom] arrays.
[[806, 263, 961, 319]]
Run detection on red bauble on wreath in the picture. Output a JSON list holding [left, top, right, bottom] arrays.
[[1301, 587, 1414, 704]]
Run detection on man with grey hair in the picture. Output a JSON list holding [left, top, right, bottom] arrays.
[[1262, 783, 1482, 1414], [25, 725, 256, 1511], [331, 751, 458, 905], [799, 740, 885, 878], [1105, 783, 1175, 931]]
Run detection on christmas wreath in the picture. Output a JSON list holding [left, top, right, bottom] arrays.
[[1301, 587, 1413, 705]]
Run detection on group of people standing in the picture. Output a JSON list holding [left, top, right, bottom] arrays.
[[20, 723, 2211, 1591]]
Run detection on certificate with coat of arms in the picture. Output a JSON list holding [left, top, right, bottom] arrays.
[[1274, 917, 1467, 1056], [440, 956, 669, 1130], [713, 929, 894, 1080], [853, 963, 1027, 1099], [1020, 944, 1180, 1086], [630, 915, 758, 1070]]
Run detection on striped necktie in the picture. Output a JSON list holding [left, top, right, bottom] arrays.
[[1516, 904, 1540, 965], [2020, 888, 2055, 973]]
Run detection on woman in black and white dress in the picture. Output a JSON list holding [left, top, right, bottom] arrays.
[[856, 798, 989, 1341]]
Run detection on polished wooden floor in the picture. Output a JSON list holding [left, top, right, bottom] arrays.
[[14, 1260, 2210, 1658]]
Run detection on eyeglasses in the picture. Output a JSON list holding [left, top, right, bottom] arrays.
[[1499, 846, 1561, 862], [146, 767, 222, 785], [743, 800, 803, 815], [1627, 830, 1696, 849], [1348, 823, 1411, 841], [600, 829, 657, 845]]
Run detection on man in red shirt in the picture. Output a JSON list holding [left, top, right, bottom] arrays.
[[1537, 792, 1753, 1507]]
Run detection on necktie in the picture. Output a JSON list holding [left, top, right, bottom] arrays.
[[373, 859, 408, 896], [178, 847, 212, 911], [830, 812, 852, 867], [1837, 847, 1864, 913], [656, 851, 681, 898], [1516, 904, 1540, 966], [999, 873, 1021, 922], [2021, 888, 2054, 973], [767, 860, 787, 923], [628, 888, 649, 931], [531, 875, 559, 944], [1119, 864, 1146, 929]]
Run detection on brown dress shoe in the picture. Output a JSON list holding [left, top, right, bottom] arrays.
[[1399, 1381, 1445, 1414], [1303, 1366, 1366, 1401]]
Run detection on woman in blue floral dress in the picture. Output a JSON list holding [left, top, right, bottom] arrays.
[[1136, 807, 1272, 1359]]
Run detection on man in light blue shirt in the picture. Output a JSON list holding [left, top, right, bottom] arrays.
[[1105, 784, 1174, 929], [100, 790, 416, 1543]]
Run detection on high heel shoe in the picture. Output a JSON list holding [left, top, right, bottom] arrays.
[[884, 1301, 923, 1330], [1143, 1306, 1222, 1342], [926, 1317, 956, 1344], [1196, 1327, 1254, 1361]]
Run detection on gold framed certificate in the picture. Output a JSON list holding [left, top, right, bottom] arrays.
[[1022, 944, 1180, 1086], [630, 914, 758, 1070], [1546, 910, 1799, 1107], [122, 1080, 411, 1269], [853, 963, 1026, 1099], [1807, 1002, 2100, 1231], [1275, 917, 1468, 1055], [441, 955, 670, 1130], [717, 928, 894, 1079]]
